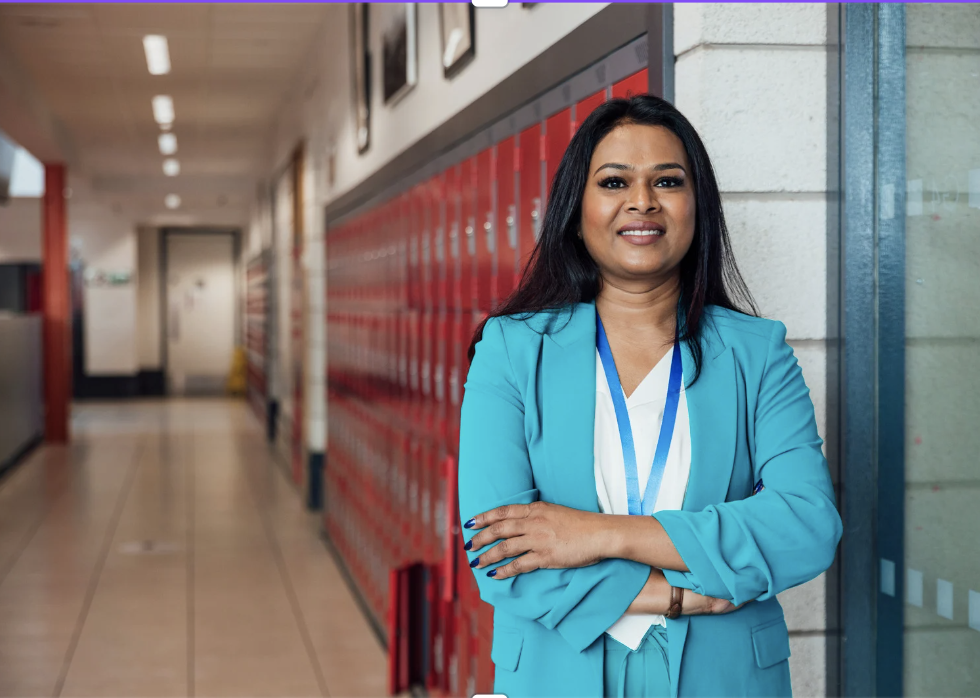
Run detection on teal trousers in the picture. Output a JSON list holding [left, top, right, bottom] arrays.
[[602, 625, 671, 698]]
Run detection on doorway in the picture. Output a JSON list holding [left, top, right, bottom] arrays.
[[164, 231, 239, 396]]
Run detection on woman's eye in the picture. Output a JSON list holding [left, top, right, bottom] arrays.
[[598, 177, 627, 189], [655, 176, 684, 188]]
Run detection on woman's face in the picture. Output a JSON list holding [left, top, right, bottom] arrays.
[[580, 123, 696, 287]]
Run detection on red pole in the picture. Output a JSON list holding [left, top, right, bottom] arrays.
[[42, 163, 70, 443]]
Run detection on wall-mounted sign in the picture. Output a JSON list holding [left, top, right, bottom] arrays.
[[83, 268, 133, 286]]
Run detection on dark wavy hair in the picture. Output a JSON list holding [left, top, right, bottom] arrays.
[[468, 94, 757, 386]]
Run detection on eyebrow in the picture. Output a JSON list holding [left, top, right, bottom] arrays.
[[592, 162, 687, 176]]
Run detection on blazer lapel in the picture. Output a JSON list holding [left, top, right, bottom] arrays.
[[540, 303, 601, 513], [681, 318, 737, 512]]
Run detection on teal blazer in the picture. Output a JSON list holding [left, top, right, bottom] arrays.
[[458, 302, 842, 698]]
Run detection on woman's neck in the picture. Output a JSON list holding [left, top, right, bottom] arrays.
[[595, 273, 681, 343]]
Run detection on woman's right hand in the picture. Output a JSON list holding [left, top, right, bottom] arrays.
[[679, 588, 744, 616]]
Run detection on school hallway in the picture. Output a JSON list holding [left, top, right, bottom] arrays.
[[0, 399, 386, 698]]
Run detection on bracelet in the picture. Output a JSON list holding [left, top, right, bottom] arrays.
[[665, 586, 684, 620]]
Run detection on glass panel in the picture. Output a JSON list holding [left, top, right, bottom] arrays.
[[903, 4, 980, 696]]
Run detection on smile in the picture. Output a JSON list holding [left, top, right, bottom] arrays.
[[618, 229, 665, 237]]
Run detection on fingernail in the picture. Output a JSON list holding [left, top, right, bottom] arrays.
[[464, 519, 476, 529], [487, 569, 497, 578], [469, 557, 480, 568], [464, 540, 472, 551]]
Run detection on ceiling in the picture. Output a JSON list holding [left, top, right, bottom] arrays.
[[0, 3, 331, 224]]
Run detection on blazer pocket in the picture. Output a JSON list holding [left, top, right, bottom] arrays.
[[490, 628, 524, 672], [751, 618, 791, 669]]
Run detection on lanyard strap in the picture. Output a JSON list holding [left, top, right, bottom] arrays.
[[596, 313, 683, 517]]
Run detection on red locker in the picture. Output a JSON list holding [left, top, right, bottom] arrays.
[[612, 68, 649, 100], [461, 156, 479, 312], [442, 453, 458, 603], [575, 89, 606, 133], [445, 165, 462, 310], [408, 190, 422, 311], [428, 174, 446, 311], [446, 310, 465, 452], [544, 107, 573, 206], [475, 148, 495, 313], [517, 122, 543, 277], [494, 136, 518, 304]]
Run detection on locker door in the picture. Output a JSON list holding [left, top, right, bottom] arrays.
[[408, 190, 421, 312], [494, 136, 518, 303], [429, 174, 447, 312], [460, 157, 479, 312], [544, 107, 573, 206], [445, 166, 462, 311], [612, 68, 649, 99], [475, 147, 495, 312], [517, 122, 544, 277], [575, 89, 606, 133]]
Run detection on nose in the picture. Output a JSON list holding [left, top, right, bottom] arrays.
[[626, 184, 660, 214]]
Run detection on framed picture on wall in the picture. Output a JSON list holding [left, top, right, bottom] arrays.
[[438, 3, 475, 79], [379, 3, 418, 105], [350, 3, 371, 154]]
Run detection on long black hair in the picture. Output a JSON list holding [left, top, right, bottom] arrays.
[[468, 94, 757, 386]]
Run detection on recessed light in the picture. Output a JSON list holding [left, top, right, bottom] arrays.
[[165, 194, 181, 209], [143, 35, 171, 76], [163, 158, 180, 176], [158, 133, 177, 155], [152, 95, 174, 127]]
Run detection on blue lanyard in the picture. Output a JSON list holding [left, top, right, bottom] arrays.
[[596, 312, 683, 517]]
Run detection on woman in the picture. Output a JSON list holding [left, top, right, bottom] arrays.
[[457, 94, 842, 698]]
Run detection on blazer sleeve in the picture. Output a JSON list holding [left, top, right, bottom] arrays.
[[654, 320, 843, 606], [458, 317, 651, 653]]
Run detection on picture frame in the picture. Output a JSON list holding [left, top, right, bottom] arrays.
[[438, 3, 475, 79], [380, 3, 418, 105], [350, 3, 371, 154]]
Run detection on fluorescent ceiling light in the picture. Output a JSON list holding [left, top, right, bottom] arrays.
[[143, 35, 171, 76], [152, 95, 174, 126], [162, 158, 180, 176], [165, 194, 181, 209], [158, 133, 177, 155]]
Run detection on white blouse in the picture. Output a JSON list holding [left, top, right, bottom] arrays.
[[594, 347, 692, 651]]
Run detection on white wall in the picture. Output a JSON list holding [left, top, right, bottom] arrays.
[[71, 195, 139, 376], [0, 197, 42, 262], [673, 4, 835, 695]]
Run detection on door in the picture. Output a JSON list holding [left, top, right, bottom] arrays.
[[166, 233, 237, 395]]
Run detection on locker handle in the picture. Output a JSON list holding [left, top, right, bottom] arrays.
[[484, 216, 495, 253], [506, 206, 517, 250]]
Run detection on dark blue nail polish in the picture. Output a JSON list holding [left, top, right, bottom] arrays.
[[464, 518, 476, 529], [464, 540, 472, 551], [470, 557, 480, 568], [487, 569, 497, 578]]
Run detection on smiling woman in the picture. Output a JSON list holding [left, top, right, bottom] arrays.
[[458, 95, 842, 698]]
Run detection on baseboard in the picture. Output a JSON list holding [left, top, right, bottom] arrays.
[[73, 374, 139, 399], [138, 370, 166, 396], [307, 451, 324, 511]]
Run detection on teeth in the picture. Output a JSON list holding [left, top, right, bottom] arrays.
[[619, 230, 664, 236]]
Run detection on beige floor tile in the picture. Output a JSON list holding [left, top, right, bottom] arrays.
[[0, 399, 392, 698]]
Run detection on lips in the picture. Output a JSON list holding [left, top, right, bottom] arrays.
[[617, 222, 665, 236]]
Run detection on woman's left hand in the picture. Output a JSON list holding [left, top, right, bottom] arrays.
[[464, 502, 614, 579]]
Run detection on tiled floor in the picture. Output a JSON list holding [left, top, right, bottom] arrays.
[[0, 399, 387, 698]]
